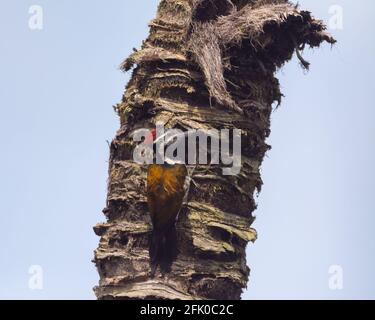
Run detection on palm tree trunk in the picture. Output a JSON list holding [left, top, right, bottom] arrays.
[[93, 0, 335, 300]]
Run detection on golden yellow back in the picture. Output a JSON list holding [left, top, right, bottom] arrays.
[[147, 164, 187, 230]]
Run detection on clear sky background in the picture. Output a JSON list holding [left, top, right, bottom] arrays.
[[0, 0, 374, 299]]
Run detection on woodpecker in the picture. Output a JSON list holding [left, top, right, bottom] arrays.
[[145, 129, 188, 276]]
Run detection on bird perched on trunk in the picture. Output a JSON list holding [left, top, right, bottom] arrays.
[[144, 129, 188, 276]]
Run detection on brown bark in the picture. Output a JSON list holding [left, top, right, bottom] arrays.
[[93, 0, 334, 300]]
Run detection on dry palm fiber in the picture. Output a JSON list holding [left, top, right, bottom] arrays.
[[188, 1, 336, 113], [188, 22, 243, 113]]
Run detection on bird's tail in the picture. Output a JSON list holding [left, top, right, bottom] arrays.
[[149, 226, 178, 277], [149, 229, 163, 277]]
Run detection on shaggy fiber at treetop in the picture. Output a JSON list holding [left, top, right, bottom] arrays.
[[188, 0, 336, 113]]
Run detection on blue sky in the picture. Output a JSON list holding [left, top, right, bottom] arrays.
[[0, 0, 374, 299]]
